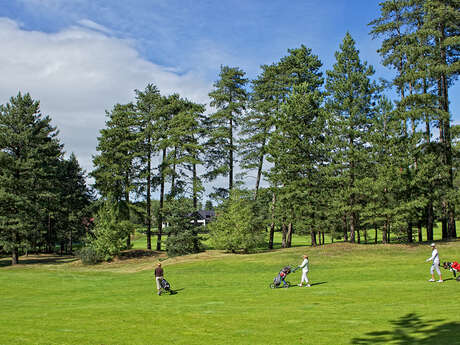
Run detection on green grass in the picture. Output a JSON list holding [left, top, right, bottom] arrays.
[[1, 240, 460, 345]]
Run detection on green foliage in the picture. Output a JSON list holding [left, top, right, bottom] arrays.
[[87, 200, 134, 261], [166, 230, 205, 257], [208, 190, 265, 253], [204, 65, 248, 195], [0, 92, 91, 262], [77, 246, 102, 265], [164, 198, 204, 257]]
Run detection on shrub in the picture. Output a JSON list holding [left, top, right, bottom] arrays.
[[78, 246, 102, 265], [166, 230, 204, 257]]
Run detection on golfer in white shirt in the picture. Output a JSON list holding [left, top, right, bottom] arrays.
[[426, 243, 443, 283], [298, 255, 310, 287]]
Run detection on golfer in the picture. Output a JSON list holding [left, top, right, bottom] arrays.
[[155, 263, 164, 295], [298, 255, 310, 287], [426, 243, 442, 283]]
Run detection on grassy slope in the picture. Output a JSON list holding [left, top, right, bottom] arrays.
[[1, 240, 460, 345]]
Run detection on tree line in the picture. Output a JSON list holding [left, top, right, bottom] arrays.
[[90, 0, 459, 256], [1, 0, 459, 262], [0, 93, 93, 264]]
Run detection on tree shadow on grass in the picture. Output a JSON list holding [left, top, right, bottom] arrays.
[[0, 255, 78, 268], [351, 313, 460, 345]]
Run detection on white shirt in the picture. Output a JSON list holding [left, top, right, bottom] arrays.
[[427, 248, 439, 264], [299, 258, 309, 272]]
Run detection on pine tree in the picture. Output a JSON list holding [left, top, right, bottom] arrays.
[[325, 33, 379, 243], [205, 65, 248, 197], [135, 84, 162, 250], [0, 92, 63, 264], [56, 153, 93, 254], [92, 103, 137, 248]]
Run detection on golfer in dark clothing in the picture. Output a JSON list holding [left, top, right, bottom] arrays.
[[155, 263, 164, 295]]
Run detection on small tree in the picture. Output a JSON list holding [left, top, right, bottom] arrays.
[[85, 200, 133, 261], [165, 199, 204, 257], [209, 190, 265, 253]]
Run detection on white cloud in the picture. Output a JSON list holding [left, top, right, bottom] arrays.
[[0, 18, 212, 176]]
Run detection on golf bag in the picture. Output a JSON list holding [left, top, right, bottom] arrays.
[[443, 261, 460, 281], [270, 265, 293, 288], [160, 278, 173, 293]]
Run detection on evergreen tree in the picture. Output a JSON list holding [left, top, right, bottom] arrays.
[[92, 103, 137, 248], [208, 189, 265, 253], [135, 84, 162, 250], [56, 153, 93, 254], [0, 92, 63, 264], [325, 33, 379, 243], [205, 65, 248, 198]]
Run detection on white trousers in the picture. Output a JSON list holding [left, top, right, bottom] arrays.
[[301, 270, 309, 284], [430, 261, 441, 275], [155, 276, 163, 290]]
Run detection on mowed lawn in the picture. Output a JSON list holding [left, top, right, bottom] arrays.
[[1, 241, 460, 345]]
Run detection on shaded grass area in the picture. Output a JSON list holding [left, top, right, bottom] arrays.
[[1, 241, 460, 345], [130, 223, 449, 252]]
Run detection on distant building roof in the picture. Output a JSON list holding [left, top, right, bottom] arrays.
[[188, 210, 215, 220]]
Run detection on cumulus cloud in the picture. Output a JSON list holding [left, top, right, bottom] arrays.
[[0, 17, 212, 175]]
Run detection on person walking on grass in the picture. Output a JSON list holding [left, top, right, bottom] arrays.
[[155, 263, 164, 295], [426, 243, 443, 283], [298, 255, 310, 287]]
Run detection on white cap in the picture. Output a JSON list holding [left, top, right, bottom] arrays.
[[430, 243, 436, 247]]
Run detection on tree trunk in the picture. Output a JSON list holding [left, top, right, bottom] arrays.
[[268, 192, 276, 249], [426, 202, 434, 241], [157, 148, 167, 251], [442, 201, 448, 240], [281, 223, 287, 248], [125, 175, 131, 249], [311, 230, 317, 246], [254, 140, 265, 201], [146, 144, 152, 250], [349, 212, 356, 243], [322, 231, 325, 245], [407, 222, 413, 243], [418, 221, 423, 243], [286, 223, 293, 248], [382, 218, 388, 244], [343, 215, 348, 242], [192, 161, 198, 211], [170, 147, 177, 199], [11, 248, 19, 265], [229, 118, 233, 192]]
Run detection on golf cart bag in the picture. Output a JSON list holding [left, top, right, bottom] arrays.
[[270, 265, 294, 288], [443, 261, 460, 281], [160, 278, 173, 293]]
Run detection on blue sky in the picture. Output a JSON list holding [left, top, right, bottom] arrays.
[[1, 0, 459, 193]]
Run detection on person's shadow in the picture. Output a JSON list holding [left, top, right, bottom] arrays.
[[351, 313, 460, 345]]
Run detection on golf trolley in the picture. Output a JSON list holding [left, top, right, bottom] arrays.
[[159, 277, 174, 295], [270, 265, 299, 289], [442, 261, 460, 281]]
